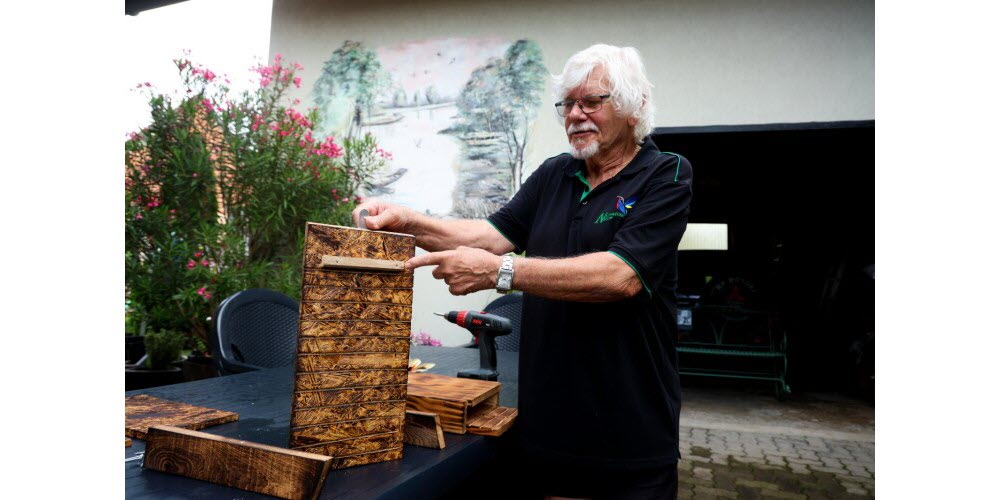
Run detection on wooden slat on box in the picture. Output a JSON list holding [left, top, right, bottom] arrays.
[[404, 410, 446, 449], [302, 286, 413, 304], [291, 222, 414, 469], [299, 320, 410, 338], [125, 394, 239, 440], [302, 272, 413, 288], [143, 425, 332, 500], [292, 401, 408, 426], [466, 405, 519, 437]]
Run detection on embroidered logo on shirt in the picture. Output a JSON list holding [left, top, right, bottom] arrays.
[[594, 195, 637, 224]]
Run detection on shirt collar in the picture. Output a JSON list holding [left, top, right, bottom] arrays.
[[562, 136, 657, 178]]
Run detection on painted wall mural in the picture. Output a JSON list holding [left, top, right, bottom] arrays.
[[311, 38, 547, 218]]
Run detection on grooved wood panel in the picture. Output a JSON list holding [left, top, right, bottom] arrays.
[[299, 320, 410, 338], [125, 394, 239, 439], [143, 425, 332, 500], [291, 222, 415, 469]]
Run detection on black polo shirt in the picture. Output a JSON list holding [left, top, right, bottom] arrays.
[[487, 138, 693, 470]]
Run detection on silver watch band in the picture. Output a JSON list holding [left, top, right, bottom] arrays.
[[496, 255, 515, 293]]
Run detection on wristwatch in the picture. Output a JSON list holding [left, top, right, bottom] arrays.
[[496, 255, 515, 293]]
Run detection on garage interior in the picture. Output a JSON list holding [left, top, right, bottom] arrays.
[[652, 121, 874, 399]]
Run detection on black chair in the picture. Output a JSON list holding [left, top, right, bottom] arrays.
[[461, 292, 523, 351], [210, 288, 299, 375]]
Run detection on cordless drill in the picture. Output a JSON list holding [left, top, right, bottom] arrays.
[[437, 310, 512, 381]]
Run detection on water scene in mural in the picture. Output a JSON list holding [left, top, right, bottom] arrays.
[[311, 38, 547, 218]]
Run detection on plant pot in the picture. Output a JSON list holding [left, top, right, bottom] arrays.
[[125, 365, 184, 391], [125, 335, 146, 364], [181, 356, 217, 382]]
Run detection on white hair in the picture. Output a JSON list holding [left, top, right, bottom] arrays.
[[552, 44, 655, 144]]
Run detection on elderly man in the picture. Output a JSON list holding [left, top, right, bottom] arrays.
[[354, 44, 692, 499]]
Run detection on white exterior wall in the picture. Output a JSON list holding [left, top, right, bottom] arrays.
[[269, 0, 874, 346]]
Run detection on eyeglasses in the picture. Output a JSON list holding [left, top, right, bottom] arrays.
[[554, 94, 611, 117]]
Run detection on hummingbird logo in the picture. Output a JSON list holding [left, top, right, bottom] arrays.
[[595, 195, 637, 224], [616, 195, 637, 214]]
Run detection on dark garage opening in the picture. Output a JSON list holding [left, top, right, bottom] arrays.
[[652, 121, 874, 398]]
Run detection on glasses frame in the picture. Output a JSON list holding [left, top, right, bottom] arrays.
[[554, 94, 612, 117]]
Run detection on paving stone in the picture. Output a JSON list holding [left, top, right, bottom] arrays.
[[810, 465, 848, 475], [788, 463, 812, 475], [734, 479, 780, 490], [693, 485, 739, 498], [786, 457, 823, 466], [760, 491, 807, 499], [693, 466, 713, 479]]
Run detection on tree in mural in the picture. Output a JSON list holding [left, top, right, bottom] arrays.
[[312, 40, 391, 138], [457, 40, 547, 195]]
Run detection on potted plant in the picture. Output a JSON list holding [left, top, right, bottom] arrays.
[[125, 329, 186, 390]]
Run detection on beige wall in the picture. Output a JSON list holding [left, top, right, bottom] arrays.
[[270, 0, 874, 346]]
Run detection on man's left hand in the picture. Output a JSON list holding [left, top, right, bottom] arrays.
[[406, 246, 502, 295]]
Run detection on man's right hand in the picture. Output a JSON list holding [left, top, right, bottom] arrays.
[[352, 199, 412, 232]]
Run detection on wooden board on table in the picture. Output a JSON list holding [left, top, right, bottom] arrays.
[[144, 425, 333, 500], [289, 222, 414, 469], [406, 372, 502, 435], [125, 394, 239, 440], [404, 410, 446, 449]]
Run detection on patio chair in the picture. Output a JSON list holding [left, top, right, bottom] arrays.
[[210, 288, 299, 375]]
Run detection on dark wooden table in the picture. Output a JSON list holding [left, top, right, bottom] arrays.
[[125, 345, 519, 499]]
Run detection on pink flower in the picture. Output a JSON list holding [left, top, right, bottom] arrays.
[[293, 76, 302, 88], [192, 173, 198, 178], [135, 213, 143, 220], [187, 260, 196, 269], [194, 251, 203, 258], [201, 99, 214, 113], [201, 259, 210, 267], [196, 287, 212, 300]]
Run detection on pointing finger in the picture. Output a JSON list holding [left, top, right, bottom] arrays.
[[406, 251, 448, 270]]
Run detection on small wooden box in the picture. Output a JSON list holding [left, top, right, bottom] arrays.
[[406, 373, 517, 436]]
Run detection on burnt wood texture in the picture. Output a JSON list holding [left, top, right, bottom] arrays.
[[406, 373, 516, 436], [291, 222, 414, 469], [403, 410, 446, 449], [125, 394, 239, 439], [144, 425, 333, 500]]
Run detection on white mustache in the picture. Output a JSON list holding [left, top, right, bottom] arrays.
[[567, 123, 599, 135]]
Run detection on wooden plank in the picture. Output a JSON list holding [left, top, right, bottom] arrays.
[[293, 370, 408, 392], [302, 222, 414, 269], [466, 405, 518, 437], [407, 373, 501, 407], [300, 302, 412, 322], [291, 384, 407, 407], [329, 447, 403, 470], [299, 320, 410, 338], [290, 416, 405, 447], [302, 271, 413, 288], [404, 410, 446, 449], [143, 425, 333, 500], [125, 394, 239, 440], [321, 255, 405, 272], [297, 353, 408, 372], [291, 223, 415, 469], [291, 401, 408, 426], [298, 337, 410, 354], [405, 395, 468, 434], [302, 286, 413, 304], [292, 432, 404, 456]]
